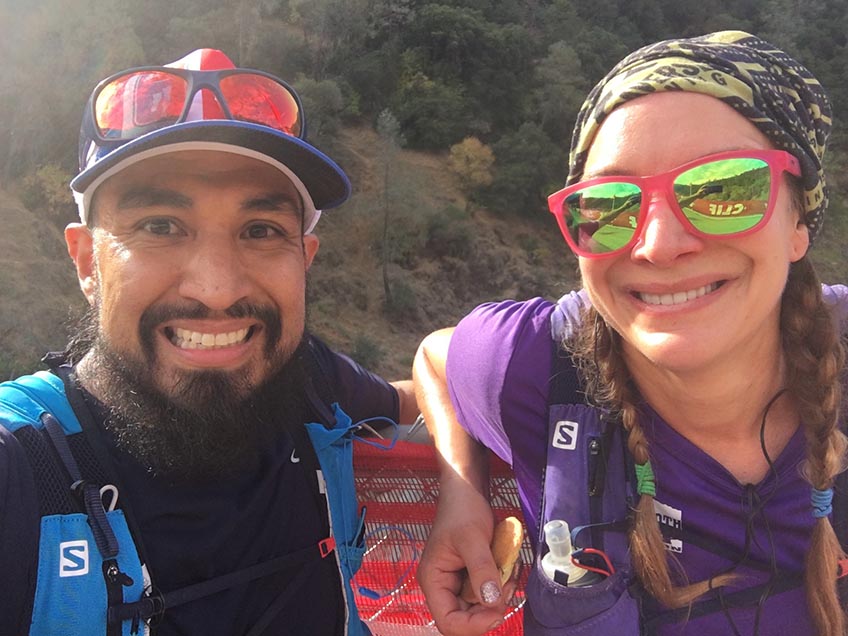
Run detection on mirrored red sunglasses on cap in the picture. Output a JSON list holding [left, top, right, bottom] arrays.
[[548, 149, 802, 258], [90, 66, 304, 142]]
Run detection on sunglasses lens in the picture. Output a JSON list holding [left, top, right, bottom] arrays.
[[561, 182, 642, 255], [219, 74, 302, 136], [673, 157, 771, 235], [95, 71, 187, 140]]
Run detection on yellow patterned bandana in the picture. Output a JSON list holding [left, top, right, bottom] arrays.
[[568, 31, 832, 240]]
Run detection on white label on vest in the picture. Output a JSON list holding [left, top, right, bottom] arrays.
[[552, 420, 579, 450], [653, 500, 683, 553], [59, 540, 89, 577]]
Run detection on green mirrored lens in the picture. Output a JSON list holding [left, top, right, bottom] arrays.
[[673, 158, 770, 235], [564, 182, 641, 254]]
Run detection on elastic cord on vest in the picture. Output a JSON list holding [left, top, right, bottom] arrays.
[[811, 487, 833, 518], [635, 461, 656, 497]]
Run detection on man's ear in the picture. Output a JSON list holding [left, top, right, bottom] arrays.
[[65, 223, 97, 305], [303, 234, 319, 271]]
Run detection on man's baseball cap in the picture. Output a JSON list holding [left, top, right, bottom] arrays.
[[70, 49, 350, 233]]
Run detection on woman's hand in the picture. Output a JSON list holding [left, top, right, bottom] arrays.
[[418, 475, 512, 635]]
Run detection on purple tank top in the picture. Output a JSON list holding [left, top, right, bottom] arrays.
[[446, 285, 848, 634]]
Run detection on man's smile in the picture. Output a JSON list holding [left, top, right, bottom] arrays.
[[166, 326, 253, 349], [157, 319, 266, 368]]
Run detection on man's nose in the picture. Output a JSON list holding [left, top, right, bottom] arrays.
[[630, 192, 704, 265], [178, 235, 252, 310]]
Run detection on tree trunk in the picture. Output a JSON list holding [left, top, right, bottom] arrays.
[[382, 161, 392, 304]]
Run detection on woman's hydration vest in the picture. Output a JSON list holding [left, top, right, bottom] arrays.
[[525, 295, 848, 634]]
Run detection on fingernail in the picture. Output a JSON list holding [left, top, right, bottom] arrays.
[[488, 619, 504, 630], [480, 580, 501, 604]]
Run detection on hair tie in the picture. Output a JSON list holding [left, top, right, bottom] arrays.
[[635, 461, 656, 497], [811, 487, 833, 518]]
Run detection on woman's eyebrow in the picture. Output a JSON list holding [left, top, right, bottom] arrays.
[[117, 187, 192, 210]]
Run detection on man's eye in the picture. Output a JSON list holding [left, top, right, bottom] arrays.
[[141, 219, 179, 235], [243, 224, 284, 239]]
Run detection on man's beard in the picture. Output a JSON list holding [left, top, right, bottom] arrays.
[[70, 299, 310, 483]]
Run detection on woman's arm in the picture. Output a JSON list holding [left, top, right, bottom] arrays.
[[413, 329, 510, 636]]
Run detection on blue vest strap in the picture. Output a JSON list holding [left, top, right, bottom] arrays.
[[0, 371, 81, 433]]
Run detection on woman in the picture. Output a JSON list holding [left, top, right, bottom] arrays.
[[413, 31, 848, 635]]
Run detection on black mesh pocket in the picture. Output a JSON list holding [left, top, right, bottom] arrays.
[[14, 427, 78, 516]]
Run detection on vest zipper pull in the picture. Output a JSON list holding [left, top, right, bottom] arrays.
[[588, 437, 607, 496], [106, 560, 134, 587]]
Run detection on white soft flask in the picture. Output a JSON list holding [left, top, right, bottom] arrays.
[[541, 519, 600, 587]]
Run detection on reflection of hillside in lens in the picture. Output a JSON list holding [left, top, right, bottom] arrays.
[[678, 159, 770, 203]]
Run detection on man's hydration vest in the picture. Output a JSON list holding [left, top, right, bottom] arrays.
[[0, 357, 375, 636]]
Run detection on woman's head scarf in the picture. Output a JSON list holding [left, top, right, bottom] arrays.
[[568, 31, 832, 240]]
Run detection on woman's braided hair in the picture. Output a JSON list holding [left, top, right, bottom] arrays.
[[782, 256, 847, 635], [569, 251, 846, 632]]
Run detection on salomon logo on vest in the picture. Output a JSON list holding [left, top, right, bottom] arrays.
[[552, 421, 579, 450], [59, 540, 89, 577]]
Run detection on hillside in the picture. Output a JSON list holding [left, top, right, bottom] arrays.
[[306, 126, 578, 379], [2, 125, 846, 381], [0, 194, 85, 379]]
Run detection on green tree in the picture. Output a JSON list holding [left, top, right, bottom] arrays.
[[398, 4, 535, 133], [294, 77, 344, 148], [483, 122, 565, 217], [571, 25, 632, 86], [404, 4, 492, 83], [448, 137, 494, 213], [533, 41, 589, 143], [289, 0, 370, 78], [539, 0, 583, 44], [391, 69, 471, 149], [20, 164, 77, 228], [375, 109, 405, 305]]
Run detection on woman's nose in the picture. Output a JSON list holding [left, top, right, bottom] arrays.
[[630, 193, 704, 265]]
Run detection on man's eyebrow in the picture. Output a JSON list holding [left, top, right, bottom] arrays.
[[117, 187, 193, 210], [241, 192, 303, 214]]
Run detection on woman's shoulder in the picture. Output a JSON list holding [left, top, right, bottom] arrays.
[[456, 290, 590, 344], [451, 297, 561, 381], [822, 283, 848, 328]]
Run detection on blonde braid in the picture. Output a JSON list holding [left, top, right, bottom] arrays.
[[572, 309, 733, 608], [780, 257, 847, 636]]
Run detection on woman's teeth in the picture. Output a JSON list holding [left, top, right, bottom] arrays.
[[169, 327, 250, 349], [638, 282, 719, 306]]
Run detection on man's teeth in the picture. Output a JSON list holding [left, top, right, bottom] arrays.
[[170, 327, 250, 349], [639, 283, 718, 306]]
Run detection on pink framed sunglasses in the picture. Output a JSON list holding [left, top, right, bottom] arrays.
[[547, 149, 801, 258]]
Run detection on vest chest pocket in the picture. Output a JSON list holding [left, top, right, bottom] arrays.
[[525, 560, 640, 635], [30, 512, 145, 636], [530, 402, 640, 634]]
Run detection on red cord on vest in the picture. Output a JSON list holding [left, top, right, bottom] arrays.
[[571, 548, 616, 578]]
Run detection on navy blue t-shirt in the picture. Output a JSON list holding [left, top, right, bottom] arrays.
[[0, 336, 401, 635]]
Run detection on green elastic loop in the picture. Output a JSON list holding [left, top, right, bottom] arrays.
[[635, 461, 656, 497]]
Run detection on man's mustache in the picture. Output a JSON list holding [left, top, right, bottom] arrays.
[[138, 299, 283, 359]]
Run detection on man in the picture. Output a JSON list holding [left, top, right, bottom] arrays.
[[0, 49, 417, 635]]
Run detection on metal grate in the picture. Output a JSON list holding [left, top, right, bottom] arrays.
[[353, 440, 530, 635]]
